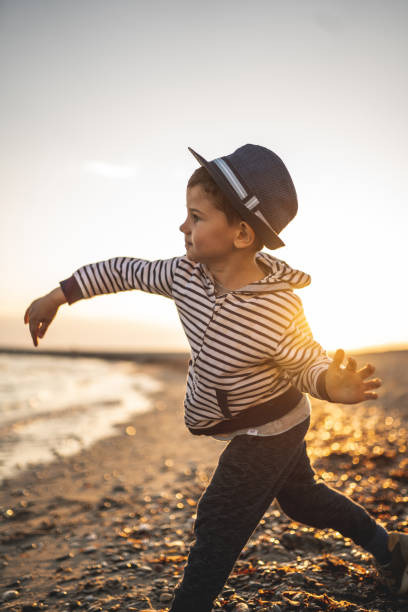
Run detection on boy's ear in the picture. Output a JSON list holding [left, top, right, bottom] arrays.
[[234, 221, 257, 249]]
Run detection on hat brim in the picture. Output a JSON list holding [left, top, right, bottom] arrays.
[[188, 147, 284, 249]]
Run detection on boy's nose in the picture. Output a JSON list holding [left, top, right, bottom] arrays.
[[179, 218, 188, 233]]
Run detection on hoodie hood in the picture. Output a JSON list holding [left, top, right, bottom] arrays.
[[200, 252, 311, 295], [252, 252, 311, 291]]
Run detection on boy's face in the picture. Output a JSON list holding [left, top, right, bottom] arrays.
[[179, 185, 239, 264]]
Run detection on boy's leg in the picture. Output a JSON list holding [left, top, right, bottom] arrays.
[[170, 418, 310, 612], [276, 441, 378, 547]]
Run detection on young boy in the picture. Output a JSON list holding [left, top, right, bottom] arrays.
[[24, 144, 408, 610]]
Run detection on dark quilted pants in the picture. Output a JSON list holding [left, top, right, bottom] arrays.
[[170, 417, 377, 612]]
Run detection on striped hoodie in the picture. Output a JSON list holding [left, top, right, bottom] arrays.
[[60, 251, 332, 435]]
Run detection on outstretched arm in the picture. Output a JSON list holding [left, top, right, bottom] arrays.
[[24, 287, 67, 347], [324, 348, 381, 403], [24, 255, 184, 347]]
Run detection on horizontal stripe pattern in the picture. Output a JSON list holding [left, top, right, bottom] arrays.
[[71, 252, 331, 431]]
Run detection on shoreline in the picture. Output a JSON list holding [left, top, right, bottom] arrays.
[[1, 352, 408, 610], [2, 345, 407, 363], [0, 355, 182, 485]]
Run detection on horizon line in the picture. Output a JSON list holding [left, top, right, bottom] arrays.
[[1, 342, 407, 361]]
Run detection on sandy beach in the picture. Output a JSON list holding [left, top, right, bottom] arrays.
[[1, 350, 408, 611]]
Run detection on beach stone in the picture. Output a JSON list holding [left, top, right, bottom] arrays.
[[117, 561, 132, 569], [21, 542, 37, 551], [153, 578, 168, 587], [4, 578, 21, 588], [112, 484, 127, 493], [48, 588, 68, 597], [167, 538, 185, 548], [104, 577, 124, 591], [11, 488, 29, 496], [248, 580, 262, 590], [83, 545, 98, 554], [231, 604, 249, 612], [56, 552, 75, 561], [2, 589, 20, 601], [159, 591, 173, 603], [222, 587, 236, 596]]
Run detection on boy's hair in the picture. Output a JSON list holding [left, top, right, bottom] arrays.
[[187, 167, 264, 252]]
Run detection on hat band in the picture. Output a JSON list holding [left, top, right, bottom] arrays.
[[213, 157, 276, 234]]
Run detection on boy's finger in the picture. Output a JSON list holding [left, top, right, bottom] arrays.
[[363, 391, 378, 399], [333, 349, 345, 367], [357, 364, 375, 379], [39, 321, 49, 337], [346, 357, 357, 371], [29, 320, 39, 347], [24, 306, 32, 324], [364, 378, 382, 389]]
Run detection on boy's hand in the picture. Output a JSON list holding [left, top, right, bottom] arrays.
[[325, 349, 382, 404], [24, 287, 67, 347]]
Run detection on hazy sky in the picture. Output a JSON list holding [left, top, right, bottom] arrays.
[[1, 0, 407, 352]]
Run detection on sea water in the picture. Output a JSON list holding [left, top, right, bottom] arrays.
[[0, 353, 161, 482]]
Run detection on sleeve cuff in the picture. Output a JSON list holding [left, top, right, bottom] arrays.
[[60, 276, 84, 305], [316, 369, 331, 401]]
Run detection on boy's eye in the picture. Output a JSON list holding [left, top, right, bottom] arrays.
[[192, 214, 199, 222]]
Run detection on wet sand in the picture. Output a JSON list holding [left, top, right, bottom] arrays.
[[1, 351, 408, 611]]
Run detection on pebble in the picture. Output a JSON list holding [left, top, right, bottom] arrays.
[[48, 588, 68, 598], [117, 561, 132, 569], [153, 578, 168, 587], [2, 589, 20, 602], [248, 580, 262, 589], [56, 552, 75, 561], [109, 554, 125, 562], [112, 484, 127, 493], [21, 542, 38, 551], [11, 488, 29, 497], [222, 587, 236, 596], [232, 604, 249, 612], [159, 591, 174, 603], [83, 545, 98, 554]]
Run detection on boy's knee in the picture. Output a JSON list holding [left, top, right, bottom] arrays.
[[277, 481, 328, 518]]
